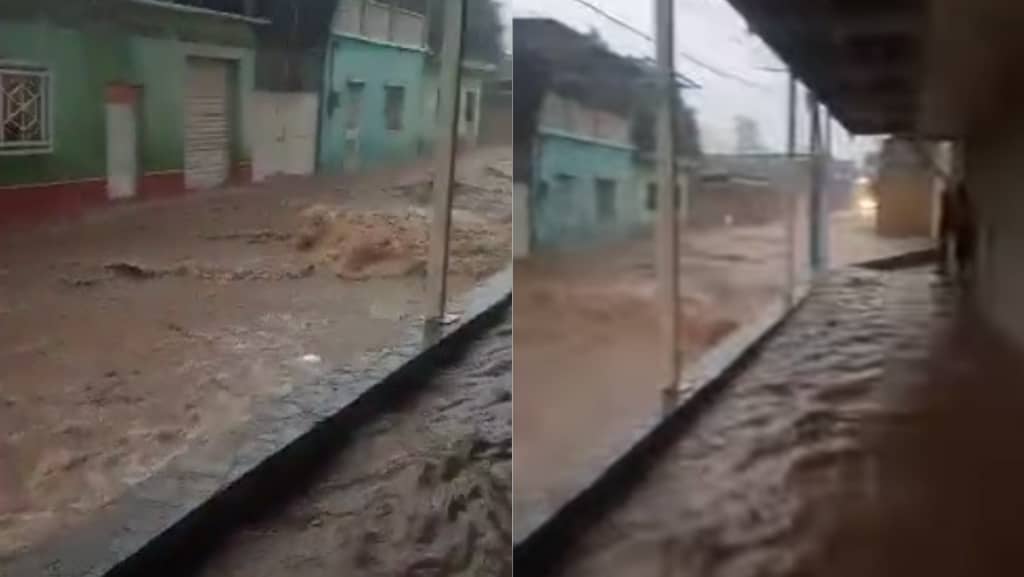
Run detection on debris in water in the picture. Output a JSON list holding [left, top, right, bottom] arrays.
[[105, 262, 158, 280], [300, 354, 322, 364]]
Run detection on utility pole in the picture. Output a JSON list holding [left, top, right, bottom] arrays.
[[424, 0, 466, 345], [785, 73, 797, 304], [655, 0, 680, 409]]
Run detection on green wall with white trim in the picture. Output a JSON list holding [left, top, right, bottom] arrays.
[[0, 11, 255, 188]]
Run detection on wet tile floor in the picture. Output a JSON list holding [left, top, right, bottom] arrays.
[[557, 266, 1024, 577]]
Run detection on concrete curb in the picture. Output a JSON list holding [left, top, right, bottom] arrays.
[[2, 266, 512, 577], [853, 247, 937, 270], [513, 290, 811, 576]]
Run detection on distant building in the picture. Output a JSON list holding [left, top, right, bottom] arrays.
[[514, 18, 695, 254]]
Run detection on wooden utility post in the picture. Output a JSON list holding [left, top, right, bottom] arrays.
[[655, 0, 680, 406], [785, 73, 797, 304], [424, 0, 466, 345]]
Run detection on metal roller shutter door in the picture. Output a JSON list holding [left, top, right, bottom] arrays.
[[185, 58, 230, 189]]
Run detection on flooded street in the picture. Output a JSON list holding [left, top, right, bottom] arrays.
[[514, 212, 931, 538], [192, 313, 512, 577], [555, 266, 1024, 577], [0, 147, 511, 557]]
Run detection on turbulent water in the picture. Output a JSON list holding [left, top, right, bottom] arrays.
[[195, 313, 512, 577], [557, 267, 1024, 577]]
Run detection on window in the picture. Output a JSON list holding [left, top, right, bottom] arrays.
[[464, 89, 476, 124], [595, 178, 616, 221], [646, 182, 683, 212], [385, 85, 405, 131], [1, 64, 51, 153], [554, 173, 575, 195], [346, 81, 365, 130]]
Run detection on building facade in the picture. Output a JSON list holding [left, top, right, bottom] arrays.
[[514, 18, 695, 254], [319, 0, 429, 173], [0, 1, 259, 224]]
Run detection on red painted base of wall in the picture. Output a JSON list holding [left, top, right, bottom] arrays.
[[0, 180, 108, 227], [0, 164, 253, 230]]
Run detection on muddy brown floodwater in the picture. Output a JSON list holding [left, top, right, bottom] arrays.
[[0, 147, 511, 557], [193, 313, 512, 577], [555, 266, 1024, 577]]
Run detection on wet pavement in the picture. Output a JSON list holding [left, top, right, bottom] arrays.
[[191, 312, 512, 577], [555, 266, 1024, 577]]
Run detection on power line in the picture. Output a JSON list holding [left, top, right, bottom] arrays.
[[563, 0, 768, 90]]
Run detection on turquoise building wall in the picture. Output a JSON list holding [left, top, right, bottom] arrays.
[[531, 129, 641, 249], [319, 35, 426, 172]]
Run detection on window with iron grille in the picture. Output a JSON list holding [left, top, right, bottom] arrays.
[[1, 64, 52, 153]]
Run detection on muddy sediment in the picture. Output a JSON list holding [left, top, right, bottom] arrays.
[[556, 267, 1024, 577], [194, 314, 512, 577], [0, 147, 511, 556]]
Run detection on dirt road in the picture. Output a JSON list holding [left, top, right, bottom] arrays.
[[0, 147, 511, 557]]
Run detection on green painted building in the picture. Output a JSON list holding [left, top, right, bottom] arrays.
[[0, 0, 260, 224]]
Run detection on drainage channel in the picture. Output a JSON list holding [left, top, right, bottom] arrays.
[[519, 264, 1008, 577]]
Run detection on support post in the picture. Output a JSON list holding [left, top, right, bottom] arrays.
[[424, 0, 466, 345], [785, 73, 797, 305], [655, 0, 680, 407], [808, 95, 827, 274]]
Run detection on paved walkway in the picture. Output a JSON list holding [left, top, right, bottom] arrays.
[[558, 266, 1024, 577]]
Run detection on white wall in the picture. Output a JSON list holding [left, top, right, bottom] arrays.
[[392, 7, 426, 47], [251, 91, 319, 181], [333, 0, 425, 48], [539, 93, 630, 145]]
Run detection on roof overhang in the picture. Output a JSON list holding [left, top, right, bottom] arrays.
[[727, 0, 1024, 139]]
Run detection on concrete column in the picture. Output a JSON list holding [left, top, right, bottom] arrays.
[[808, 97, 828, 273], [424, 0, 467, 345], [655, 0, 681, 404], [785, 73, 797, 304]]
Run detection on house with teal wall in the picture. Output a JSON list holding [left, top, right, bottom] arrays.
[[514, 18, 699, 253], [514, 18, 663, 252], [0, 0, 262, 225], [319, 0, 430, 173]]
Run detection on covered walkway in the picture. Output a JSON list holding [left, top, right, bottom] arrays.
[[557, 265, 1024, 576]]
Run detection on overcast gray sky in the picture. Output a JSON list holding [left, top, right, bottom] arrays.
[[495, 0, 876, 160]]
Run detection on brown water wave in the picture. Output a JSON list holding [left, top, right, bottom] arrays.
[[558, 268, 1024, 577]]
